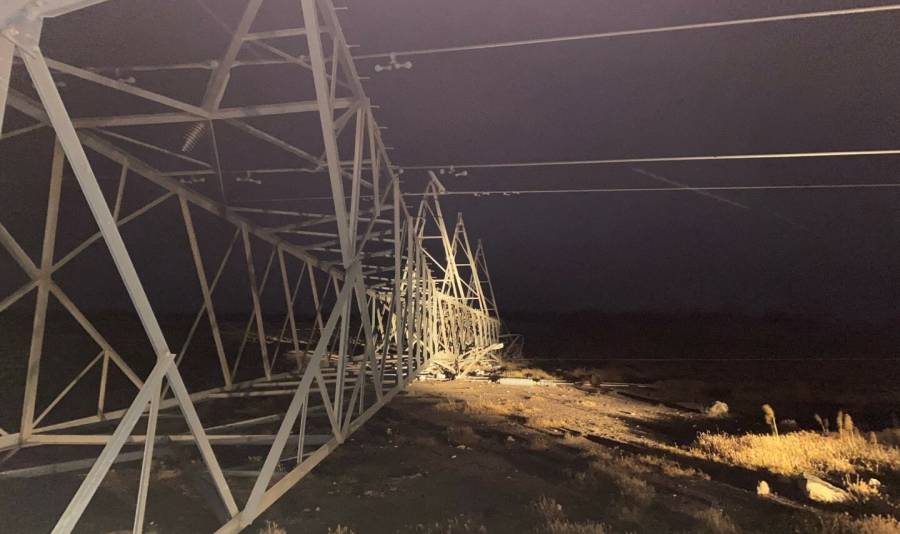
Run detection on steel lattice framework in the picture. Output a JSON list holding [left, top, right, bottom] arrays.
[[0, 1, 503, 532]]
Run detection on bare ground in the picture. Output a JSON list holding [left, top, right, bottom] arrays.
[[250, 379, 898, 533], [2, 375, 898, 533]]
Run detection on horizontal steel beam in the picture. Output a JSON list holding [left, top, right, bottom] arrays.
[[26, 433, 332, 446], [71, 97, 355, 128], [6, 89, 349, 279]]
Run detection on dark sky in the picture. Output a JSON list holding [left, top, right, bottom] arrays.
[[341, 0, 900, 321], [2, 0, 899, 323]]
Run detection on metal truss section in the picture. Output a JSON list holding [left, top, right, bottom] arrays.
[[0, 1, 503, 532]]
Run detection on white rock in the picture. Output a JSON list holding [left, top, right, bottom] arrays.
[[800, 474, 849, 503], [705, 401, 729, 418], [756, 480, 770, 496]]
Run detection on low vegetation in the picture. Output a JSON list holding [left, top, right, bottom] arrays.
[[691, 430, 900, 477], [446, 424, 482, 447], [499, 361, 557, 380], [257, 521, 287, 534], [532, 497, 608, 534], [693, 507, 740, 534], [411, 514, 487, 533], [823, 514, 900, 534]]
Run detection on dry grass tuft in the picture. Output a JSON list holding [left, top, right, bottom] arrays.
[[692, 431, 900, 477], [258, 521, 287, 534], [634, 453, 710, 480], [501, 362, 556, 380], [815, 413, 830, 433], [694, 507, 739, 534], [823, 514, 900, 534], [762, 404, 778, 436], [579, 450, 708, 486], [589, 461, 655, 507], [446, 425, 481, 447], [461, 397, 529, 419], [843, 475, 882, 501], [412, 514, 487, 533], [569, 366, 635, 386], [533, 496, 565, 524], [531, 497, 607, 534], [527, 415, 570, 430], [542, 521, 607, 534]]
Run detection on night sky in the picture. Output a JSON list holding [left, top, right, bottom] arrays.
[[346, 0, 900, 322], [2, 0, 899, 322]]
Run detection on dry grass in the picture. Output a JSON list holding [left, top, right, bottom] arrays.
[[532, 497, 607, 534], [843, 475, 882, 501], [569, 366, 628, 385], [580, 448, 708, 482], [542, 521, 607, 534], [691, 431, 900, 477], [460, 397, 531, 418], [638, 454, 710, 479], [446, 424, 482, 447], [527, 415, 570, 430], [693, 508, 739, 534], [588, 460, 655, 508], [412, 514, 487, 533], [257, 521, 287, 534], [501, 362, 557, 380], [823, 514, 900, 534], [533, 496, 565, 524]]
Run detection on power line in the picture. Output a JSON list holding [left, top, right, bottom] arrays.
[[517, 357, 899, 362], [632, 168, 752, 211], [354, 4, 900, 61], [400, 148, 900, 171], [419, 183, 900, 197], [631, 167, 807, 230], [231, 183, 900, 204]]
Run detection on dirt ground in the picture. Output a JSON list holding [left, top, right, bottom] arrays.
[[6, 376, 894, 533], [1, 312, 897, 533], [245, 380, 794, 534], [243, 380, 867, 534]]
